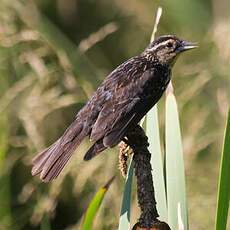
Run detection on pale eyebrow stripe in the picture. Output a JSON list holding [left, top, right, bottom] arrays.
[[148, 39, 174, 51]]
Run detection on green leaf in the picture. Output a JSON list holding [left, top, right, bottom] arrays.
[[40, 214, 51, 230], [215, 109, 230, 230], [146, 105, 167, 222], [118, 158, 134, 230], [82, 176, 115, 230], [0, 114, 11, 228], [165, 90, 188, 230], [143, 6, 167, 223]]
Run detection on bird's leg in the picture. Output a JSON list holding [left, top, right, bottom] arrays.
[[125, 125, 170, 230]]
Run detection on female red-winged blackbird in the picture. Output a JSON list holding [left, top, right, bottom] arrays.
[[32, 35, 197, 182]]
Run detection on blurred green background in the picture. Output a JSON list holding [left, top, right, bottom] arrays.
[[0, 0, 229, 229]]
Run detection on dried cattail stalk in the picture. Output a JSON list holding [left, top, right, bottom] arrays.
[[118, 140, 133, 177]]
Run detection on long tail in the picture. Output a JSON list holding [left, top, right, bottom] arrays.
[[31, 119, 86, 182]]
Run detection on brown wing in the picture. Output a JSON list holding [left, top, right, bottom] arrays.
[[89, 66, 156, 148], [84, 98, 139, 161], [84, 66, 163, 161], [90, 97, 139, 143]]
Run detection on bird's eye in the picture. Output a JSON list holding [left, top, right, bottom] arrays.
[[167, 42, 173, 48]]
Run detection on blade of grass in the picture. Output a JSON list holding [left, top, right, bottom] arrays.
[[146, 106, 167, 221], [118, 157, 134, 230], [178, 203, 185, 230], [150, 7, 162, 43], [0, 114, 11, 229], [82, 176, 115, 230], [215, 109, 230, 230], [40, 214, 51, 230], [165, 84, 188, 230], [145, 6, 167, 221]]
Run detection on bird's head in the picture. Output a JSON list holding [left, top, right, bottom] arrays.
[[144, 35, 197, 66]]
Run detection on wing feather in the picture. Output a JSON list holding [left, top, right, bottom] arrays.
[[90, 98, 139, 142], [88, 67, 157, 149]]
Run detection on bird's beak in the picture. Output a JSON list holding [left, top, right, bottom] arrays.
[[176, 40, 198, 53]]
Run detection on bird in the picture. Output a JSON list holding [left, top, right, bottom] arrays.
[[31, 35, 197, 182]]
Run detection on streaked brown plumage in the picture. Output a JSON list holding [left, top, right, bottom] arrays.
[[31, 35, 197, 182]]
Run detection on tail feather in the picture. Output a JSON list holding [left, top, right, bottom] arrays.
[[41, 138, 80, 182], [84, 139, 107, 161], [31, 120, 85, 182], [31, 141, 59, 176]]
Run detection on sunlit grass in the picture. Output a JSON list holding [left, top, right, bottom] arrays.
[[165, 85, 188, 230], [82, 176, 115, 230], [215, 109, 230, 230]]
